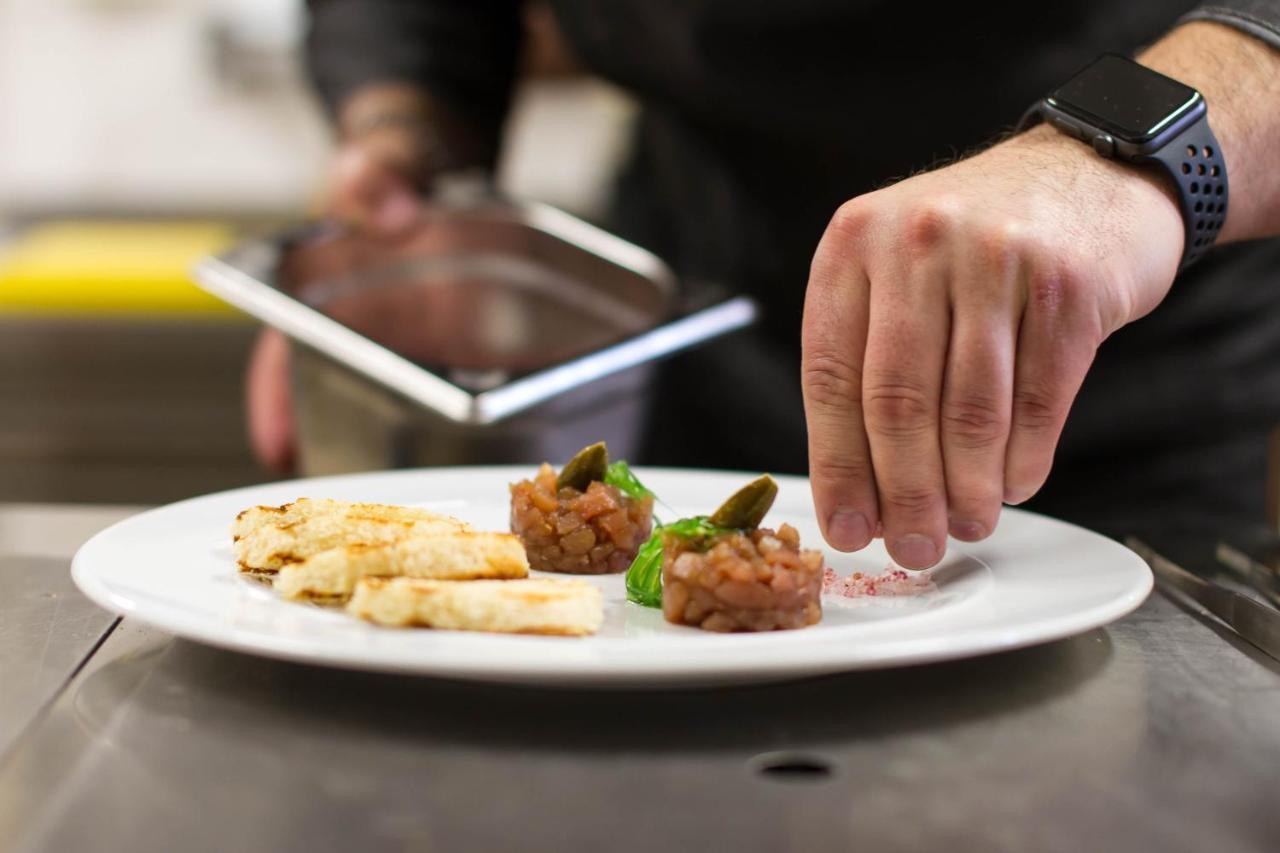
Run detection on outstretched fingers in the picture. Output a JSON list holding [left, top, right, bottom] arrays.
[[803, 205, 880, 552]]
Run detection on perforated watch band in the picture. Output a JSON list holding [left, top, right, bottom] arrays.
[[1142, 119, 1229, 270]]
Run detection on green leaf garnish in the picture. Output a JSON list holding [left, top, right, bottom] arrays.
[[625, 530, 665, 607], [623, 475, 774, 609], [658, 515, 733, 541], [624, 516, 735, 608], [603, 460, 654, 501]]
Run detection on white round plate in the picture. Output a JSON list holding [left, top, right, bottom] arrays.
[[72, 467, 1151, 687]]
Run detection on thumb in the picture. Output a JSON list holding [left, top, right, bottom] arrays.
[[245, 328, 296, 474]]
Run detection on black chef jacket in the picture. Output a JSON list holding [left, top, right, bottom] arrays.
[[306, 0, 1280, 538]]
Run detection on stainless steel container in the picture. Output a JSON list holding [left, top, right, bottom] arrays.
[[193, 188, 755, 474]]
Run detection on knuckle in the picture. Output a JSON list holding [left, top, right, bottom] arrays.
[[975, 219, 1031, 271], [1011, 382, 1062, 432], [1026, 260, 1084, 316], [864, 378, 935, 438], [1014, 225, 1055, 260], [902, 198, 962, 252], [948, 486, 1003, 518], [941, 394, 1009, 449], [946, 470, 1004, 508], [882, 484, 941, 516], [825, 199, 874, 247], [1025, 260, 1111, 351], [810, 201, 873, 289], [802, 349, 862, 410], [811, 456, 875, 489]]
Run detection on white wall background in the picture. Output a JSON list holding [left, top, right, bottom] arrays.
[[0, 0, 635, 219], [0, 0, 332, 216]]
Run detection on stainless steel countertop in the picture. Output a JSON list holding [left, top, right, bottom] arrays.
[[1, 504, 1278, 852], [0, 504, 138, 756], [0, 554, 117, 755]]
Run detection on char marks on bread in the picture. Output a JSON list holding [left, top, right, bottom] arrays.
[[348, 576, 604, 636], [275, 531, 529, 601], [231, 497, 465, 542], [234, 511, 471, 574]]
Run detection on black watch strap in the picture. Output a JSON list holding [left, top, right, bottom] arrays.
[[1141, 119, 1229, 270]]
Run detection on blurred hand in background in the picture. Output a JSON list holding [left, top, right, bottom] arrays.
[[246, 84, 452, 472]]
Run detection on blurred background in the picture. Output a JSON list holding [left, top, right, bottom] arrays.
[[0, 0, 636, 504]]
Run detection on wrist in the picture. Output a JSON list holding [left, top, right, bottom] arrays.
[[338, 85, 434, 138], [969, 122, 1184, 325], [1008, 124, 1182, 215], [336, 83, 497, 179], [999, 124, 1184, 269]]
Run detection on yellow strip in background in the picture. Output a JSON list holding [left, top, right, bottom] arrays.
[[0, 220, 241, 316]]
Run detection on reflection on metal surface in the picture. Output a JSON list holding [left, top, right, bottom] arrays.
[[0, 607, 1196, 852], [192, 191, 757, 472], [281, 202, 674, 374], [1214, 541, 1280, 608], [1132, 537, 1280, 663], [0, 555, 117, 758]]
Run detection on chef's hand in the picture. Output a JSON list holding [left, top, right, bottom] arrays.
[[801, 122, 1184, 568], [246, 327, 296, 473], [245, 86, 468, 472], [328, 85, 448, 236], [803, 19, 1280, 568]]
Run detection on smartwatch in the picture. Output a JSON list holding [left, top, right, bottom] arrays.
[[1020, 54, 1228, 270]]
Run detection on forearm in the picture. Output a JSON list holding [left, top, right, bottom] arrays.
[[1138, 20, 1280, 242]]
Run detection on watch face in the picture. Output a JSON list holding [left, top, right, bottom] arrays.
[[1047, 54, 1200, 144]]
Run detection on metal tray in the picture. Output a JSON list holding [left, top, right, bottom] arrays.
[[191, 190, 755, 471]]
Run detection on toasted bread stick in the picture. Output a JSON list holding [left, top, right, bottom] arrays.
[[348, 577, 604, 636], [276, 532, 529, 601], [235, 514, 470, 574], [232, 498, 462, 542]]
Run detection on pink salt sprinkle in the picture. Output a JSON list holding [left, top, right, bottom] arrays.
[[822, 565, 937, 598]]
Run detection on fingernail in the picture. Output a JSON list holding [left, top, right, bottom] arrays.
[[949, 519, 987, 542], [826, 509, 871, 551], [1003, 486, 1030, 506], [891, 534, 940, 570]]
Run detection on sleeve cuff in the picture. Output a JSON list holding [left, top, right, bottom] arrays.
[[1180, 4, 1280, 51]]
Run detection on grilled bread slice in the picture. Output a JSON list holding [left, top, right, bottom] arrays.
[[235, 514, 470, 575], [276, 532, 530, 602], [348, 577, 604, 636], [231, 498, 462, 542]]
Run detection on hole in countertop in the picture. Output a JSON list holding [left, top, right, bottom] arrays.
[[750, 751, 837, 782]]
